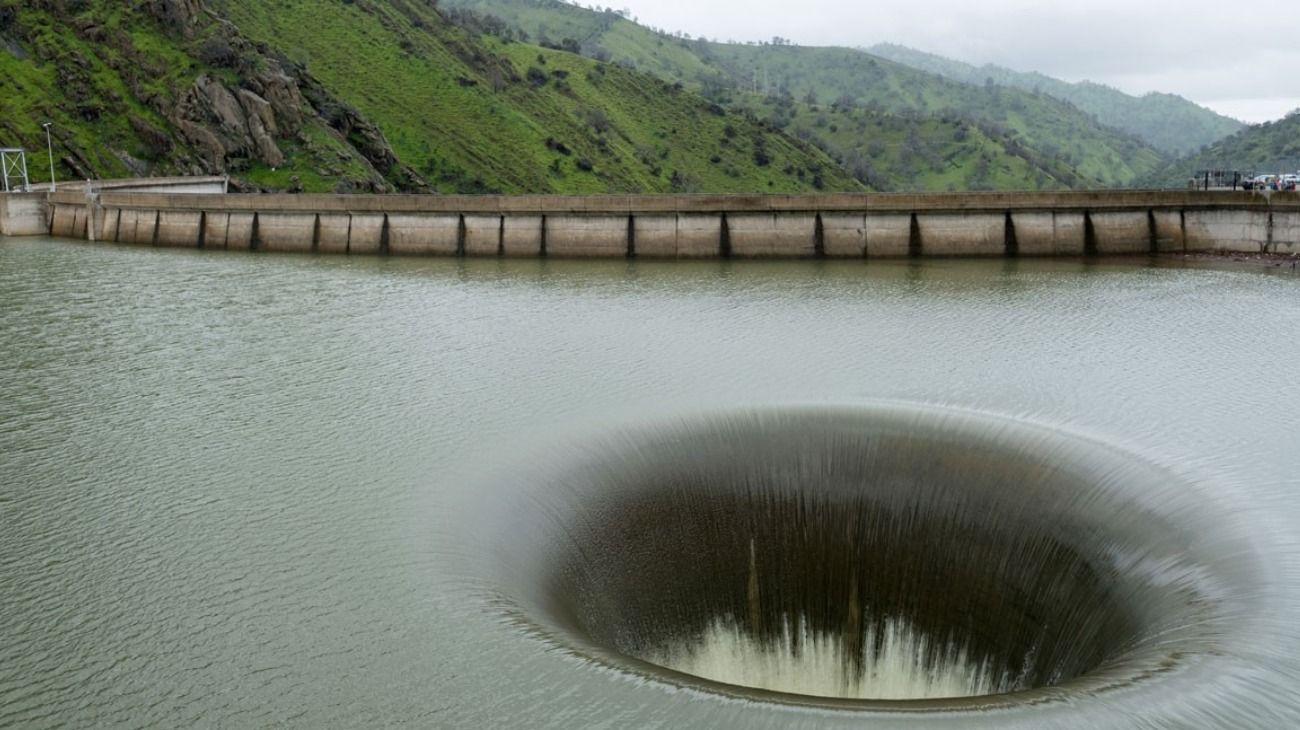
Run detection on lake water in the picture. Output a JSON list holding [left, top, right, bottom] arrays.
[[2, 237, 1298, 728]]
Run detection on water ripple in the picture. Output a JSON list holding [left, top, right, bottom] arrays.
[[1, 239, 1297, 727]]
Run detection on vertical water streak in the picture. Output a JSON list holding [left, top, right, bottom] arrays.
[[748, 538, 762, 635]]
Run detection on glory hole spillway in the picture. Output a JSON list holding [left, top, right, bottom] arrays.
[[473, 405, 1264, 712], [1, 212, 1298, 728]]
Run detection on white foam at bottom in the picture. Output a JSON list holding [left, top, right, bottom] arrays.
[[645, 616, 1011, 700]]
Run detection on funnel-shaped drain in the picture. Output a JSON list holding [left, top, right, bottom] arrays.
[[476, 405, 1256, 709]]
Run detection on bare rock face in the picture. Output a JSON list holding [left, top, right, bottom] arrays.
[[173, 76, 286, 169], [237, 89, 285, 167], [166, 63, 412, 189], [246, 67, 306, 137], [148, 0, 206, 37], [236, 90, 277, 137], [194, 77, 245, 138], [175, 119, 225, 169]]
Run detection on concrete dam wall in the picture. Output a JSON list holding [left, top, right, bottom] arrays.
[[31, 189, 1300, 258], [0, 193, 49, 237]]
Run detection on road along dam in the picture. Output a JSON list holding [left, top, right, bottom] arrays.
[[12, 187, 1300, 258]]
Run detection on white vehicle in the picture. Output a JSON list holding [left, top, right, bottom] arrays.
[[1253, 174, 1279, 189]]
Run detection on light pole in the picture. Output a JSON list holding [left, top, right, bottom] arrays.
[[41, 122, 56, 192]]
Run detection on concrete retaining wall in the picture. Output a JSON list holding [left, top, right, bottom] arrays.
[[916, 213, 1006, 257], [546, 215, 629, 258], [0, 193, 49, 236], [821, 213, 866, 258], [1272, 212, 1300, 256], [52, 177, 229, 195], [864, 214, 914, 258], [727, 213, 818, 258], [22, 189, 1300, 259], [1183, 210, 1270, 253], [463, 215, 502, 257], [1010, 212, 1085, 256], [1089, 211, 1151, 254]]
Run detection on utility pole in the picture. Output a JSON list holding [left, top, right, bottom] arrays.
[[42, 122, 56, 192]]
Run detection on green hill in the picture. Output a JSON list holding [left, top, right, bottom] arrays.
[[0, 0, 857, 193], [0, 0, 410, 192], [702, 43, 1163, 187], [441, 0, 1168, 190], [746, 98, 1083, 191], [867, 43, 1244, 157], [1146, 112, 1300, 185]]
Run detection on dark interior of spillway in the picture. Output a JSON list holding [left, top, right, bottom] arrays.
[[486, 406, 1231, 705], [547, 489, 1132, 696]]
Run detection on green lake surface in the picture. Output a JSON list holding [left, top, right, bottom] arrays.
[[2, 237, 1298, 728]]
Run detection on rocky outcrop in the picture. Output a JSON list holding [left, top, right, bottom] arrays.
[[291, 70, 400, 176], [173, 75, 285, 168], [242, 69, 306, 137], [6, 0, 431, 193], [147, 0, 206, 37], [236, 89, 283, 166]]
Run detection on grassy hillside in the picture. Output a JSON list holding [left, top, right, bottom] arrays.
[[0, 0, 857, 193], [700, 44, 1164, 187], [442, 0, 1168, 190], [1146, 112, 1300, 185], [0, 0, 215, 181], [442, 0, 715, 86], [0, 0, 392, 190], [212, 0, 857, 193], [868, 43, 1244, 157], [748, 99, 1079, 191]]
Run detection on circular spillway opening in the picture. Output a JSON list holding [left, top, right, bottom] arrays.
[[478, 405, 1252, 708]]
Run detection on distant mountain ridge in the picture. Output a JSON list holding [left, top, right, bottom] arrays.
[[867, 43, 1243, 157], [441, 0, 1172, 191]]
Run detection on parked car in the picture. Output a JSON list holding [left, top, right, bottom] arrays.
[[1252, 174, 1279, 190], [1281, 174, 1300, 192]]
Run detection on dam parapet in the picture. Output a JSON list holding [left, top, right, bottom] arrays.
[[13, 185, 1300, 258]]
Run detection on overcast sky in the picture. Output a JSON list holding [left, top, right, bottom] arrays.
[[614, 0, 1300, 124]]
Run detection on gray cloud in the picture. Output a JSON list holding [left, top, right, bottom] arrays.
[[615, 0, 1300, 122]]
